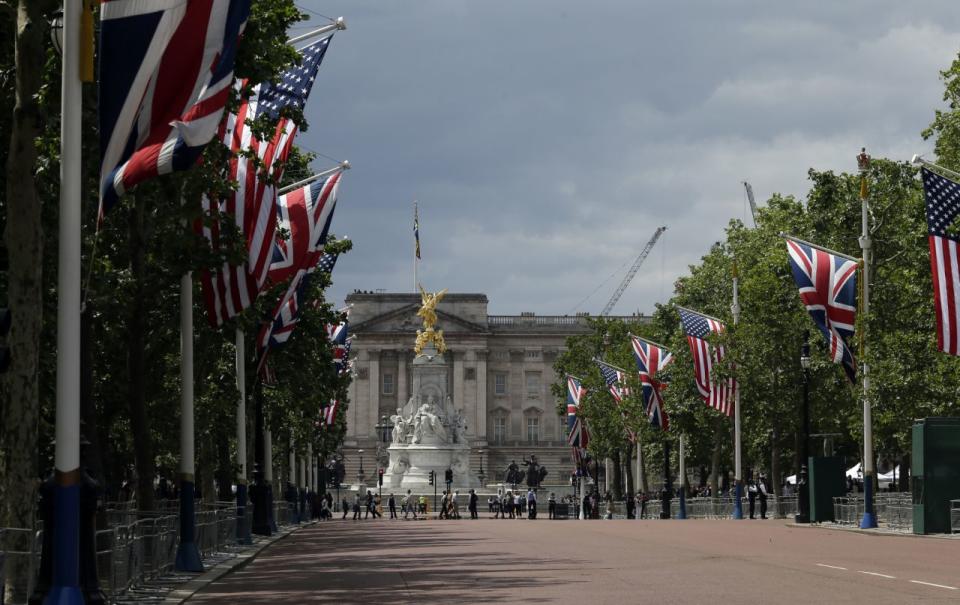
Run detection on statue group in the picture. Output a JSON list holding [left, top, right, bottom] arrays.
[[389, 395, 468, 446], [505, 455, 548, 488]]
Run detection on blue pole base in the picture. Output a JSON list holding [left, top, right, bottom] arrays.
[[678, 491, 687, 519], [859, 512, 878, 529], [45, 482, 84, 605], [860, 473, 878, 529], [733, 482, 744, 519], [236, 483, 252, 545], [175, 479, 203, 573]]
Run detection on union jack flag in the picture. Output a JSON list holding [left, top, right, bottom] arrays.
[[678, 308, 736, 416], [201, 36, 333, 327], [320, 399, 339, 426], [785, 237, 858, 383], [255, 251, 339, 375], [630, 335, 673, 431], [328, 318, 350, 374], [566, 375, 589, 448], [98, 0, 251, 219], [921, 168, 960, 355], [269, 170, 343, 285], [595, 358, 636, 442]]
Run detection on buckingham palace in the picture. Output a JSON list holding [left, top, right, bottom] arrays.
[[338, 291, 649, 488]]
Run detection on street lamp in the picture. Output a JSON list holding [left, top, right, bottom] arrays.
[[796, 331, 811, 524], [357, 449, 365, 484], [478, 450, 486, 487]]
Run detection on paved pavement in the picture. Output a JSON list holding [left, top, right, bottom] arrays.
[[188, 516, 960, 604]]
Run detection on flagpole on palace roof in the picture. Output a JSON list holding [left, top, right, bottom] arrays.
[[277, 161, 349, 195], [414, 201, 420, 293], [288, 17, 346, 46], [48, 0, 85, 600], [857, 148, 878, 529]]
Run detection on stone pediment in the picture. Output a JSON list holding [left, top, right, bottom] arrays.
[[353, 303, 490, 335]]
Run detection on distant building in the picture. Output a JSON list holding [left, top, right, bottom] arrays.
[[339, 291, 650, 488]]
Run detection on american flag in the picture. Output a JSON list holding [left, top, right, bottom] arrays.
[[99, 0, 251, 219], [320, 399, 339, 426], [201, 36, 333, 327], [630, 335, 673, 431], [786, 237, 858, 382], [566, 375, 589, 448], [678, 308, 736, 416], [594, 358, 636, 442], [254, 251, 339, 375], [269, 170, 343, 285], [922, 167, 960, 355]]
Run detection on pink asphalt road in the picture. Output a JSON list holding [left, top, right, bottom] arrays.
[[189, 517, 960, 604]]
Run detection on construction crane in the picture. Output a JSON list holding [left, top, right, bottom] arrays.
[[743, 181, 759, 226], [600, 226, 667, 316]]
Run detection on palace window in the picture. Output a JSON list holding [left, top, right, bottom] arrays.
[[526, 416, 540, 445], [525, 372, 540, 397], [493, 416, 507, 444], [494, 373, 507, 396], [382, 372, 394, 395]]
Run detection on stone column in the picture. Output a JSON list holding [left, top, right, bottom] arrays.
[[366, 349, 381, 439], [397, 352, 407, 410], [476, 350, 488, 441], [453, 350, 465, 419]]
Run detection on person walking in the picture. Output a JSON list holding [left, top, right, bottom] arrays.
[[757, 473, 769, 519], [527, 488, 537, 519], [439, 491, 449, 519], [582, 491, 591, 520], [747, 475, 758, 519], [352, 494, 362, 520], [388, 493, 397, 519], [514, 492, 523, 520], [342, 497, 350, 520], [548, 492, 557, 519], [625, 492, 635, 519], [469, 489, 479, 519]]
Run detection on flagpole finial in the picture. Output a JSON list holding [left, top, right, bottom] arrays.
[[335, 17, 347, 30], [857, 147, 871, 173], [911, 154, 921, 165], [340, 160, 351, 170]]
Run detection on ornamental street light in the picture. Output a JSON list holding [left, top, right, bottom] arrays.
[[478, 450, 486, 487], [796, 331, 811, 524], [357, 449, 365, 484]]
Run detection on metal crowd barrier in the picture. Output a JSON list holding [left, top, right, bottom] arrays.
[[951, 500, 960, 534], [1, 498, 302, 605]]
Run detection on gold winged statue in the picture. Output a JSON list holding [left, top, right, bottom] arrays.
[[415, 284, 448, 355]]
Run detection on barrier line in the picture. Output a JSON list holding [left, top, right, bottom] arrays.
[[816, 563, 847, 570]]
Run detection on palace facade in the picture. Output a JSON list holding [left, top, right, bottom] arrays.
[[339, 291, 649, 488]]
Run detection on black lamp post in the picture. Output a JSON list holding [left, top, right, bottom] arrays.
[[796, 331, 811, 524], [659, 439, 672, 519]]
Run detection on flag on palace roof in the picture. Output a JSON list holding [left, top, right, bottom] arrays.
[[678, 308, 735, 417], [200, 36, 333, 327], [99, 0, 251, 220], [785, 237, 858, 382], [921, 167, 960, 356]]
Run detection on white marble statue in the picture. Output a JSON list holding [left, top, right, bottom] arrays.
[[390, 408, 408, 444], [412, 396, 447, 443], [452, 408, 467, 444]]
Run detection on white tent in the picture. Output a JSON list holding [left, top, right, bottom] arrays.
[[782, 463, 897, 486]]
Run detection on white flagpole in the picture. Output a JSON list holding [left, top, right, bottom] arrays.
[[288, 17, 346, 46], [731, 265, 743, 520], [50, 0, 83, 599], [174, 273, 202, 570], [276, 161, 349, 195], [858, 148, 877, 529], [414, 201, 419, 292]]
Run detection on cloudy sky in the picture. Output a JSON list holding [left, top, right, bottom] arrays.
[[291, 1, 960, 315]]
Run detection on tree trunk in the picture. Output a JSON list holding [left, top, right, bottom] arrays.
[[80, 305, 105, 488], [127, 195, 155, 512], [898, 453, 910, 493], [611, 448, 622, 499], [771, 424, 782, 500], [216, 431, 232, 501], [624, 442, 635, 496], [638, 434, 649, 493], [709, 418, 722, 497], [1, 1, 55, 600]]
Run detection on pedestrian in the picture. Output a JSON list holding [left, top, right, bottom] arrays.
[[581, 491, 591, 520], [352, 494, 361, 520], [625, 492, 635, 519], [514, 492, 523, 519], [452, 490, 461, 519], [748, 475, 757, 519], [469, 489, 479, 519], [342, 497, 350, 519], [757, 473, 769, 519], [364, 490, 374, 519], [374, 493, 383, 518], [319, 496, 329, 520], [639, 491, 648, 519], [439, 491, 449, 519], [548, 492, 557, 519], [527, 488, 537, 519], [389, 493, 397, 519], [419, 494, 427, 515]]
